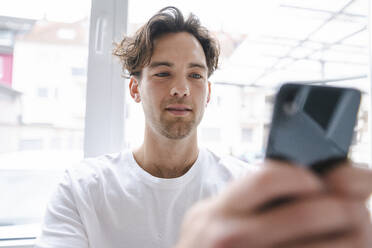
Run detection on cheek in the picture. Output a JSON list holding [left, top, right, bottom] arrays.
[[142, 84, 165, 107], [193, 86, 208, 108], [198, 84, 209, 101]]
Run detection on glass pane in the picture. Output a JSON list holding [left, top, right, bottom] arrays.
[[124, 0, 370, 166], [0, 0, 91, 238]]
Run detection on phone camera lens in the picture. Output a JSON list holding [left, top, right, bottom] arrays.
[[283, 102, 298, 115]]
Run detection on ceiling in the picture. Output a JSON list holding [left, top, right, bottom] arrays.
[[210, 0, 370, 91]]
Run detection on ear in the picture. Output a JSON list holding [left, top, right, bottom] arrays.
[[129, 77, 141, 103], [206, 81, 211, 105]]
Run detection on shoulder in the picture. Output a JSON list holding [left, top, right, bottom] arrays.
[[62, 151, 131, 192], [68, 152, 122, 179]]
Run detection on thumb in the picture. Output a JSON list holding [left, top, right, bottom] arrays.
[[323, 162, 372, 200]]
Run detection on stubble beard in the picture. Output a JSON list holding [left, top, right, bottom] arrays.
[[144, 99, 205, 140], [158, 114, 198, 140]]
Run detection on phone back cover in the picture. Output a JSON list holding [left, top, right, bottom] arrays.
[[265, 83, 361, 168]]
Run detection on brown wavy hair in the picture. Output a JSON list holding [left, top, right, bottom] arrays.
[[113, 6, 220, 78]]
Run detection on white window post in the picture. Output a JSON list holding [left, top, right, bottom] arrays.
[[84, 0, 128, 157]]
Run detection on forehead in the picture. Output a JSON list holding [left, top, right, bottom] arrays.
[[150, 32, 207, 66]]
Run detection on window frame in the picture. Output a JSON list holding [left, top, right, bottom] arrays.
[[84, 0, 128, 158]]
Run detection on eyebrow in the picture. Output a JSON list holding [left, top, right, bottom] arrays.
[[149, 61, 174, 68], [188, 63, 207, 71], [149, 61, 207, 71]]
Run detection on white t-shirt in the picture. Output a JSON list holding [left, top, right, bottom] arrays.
[[35, 147, 256, 248]]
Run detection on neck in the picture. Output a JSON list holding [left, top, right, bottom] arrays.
[[133, 127, 199, 178]]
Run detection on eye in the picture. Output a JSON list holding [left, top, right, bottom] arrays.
[[190, 73, 202, 79], [154, 72, 170, 77]]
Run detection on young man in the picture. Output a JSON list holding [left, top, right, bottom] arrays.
[[35, 6, 372, 248]]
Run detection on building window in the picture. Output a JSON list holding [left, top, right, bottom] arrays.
[[71, 67, 87, 77], [0, 56, 3, 80], [241, 128, 253, 143], [37, 87, 49, 98], [18, 139, 43, 151]]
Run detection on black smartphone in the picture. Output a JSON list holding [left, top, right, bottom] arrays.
[[265, 83, 361, 174]]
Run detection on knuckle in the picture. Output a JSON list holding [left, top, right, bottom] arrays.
[[254, 168, 278, 188], [344, 201, 368, 226], [208, 220, 255, 248], [184, 201, 209, 223]]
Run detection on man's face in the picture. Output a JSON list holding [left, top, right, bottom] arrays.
[[130, 32, 211, 140]]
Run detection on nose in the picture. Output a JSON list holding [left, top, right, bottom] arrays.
[[170, 77, 190, 97]]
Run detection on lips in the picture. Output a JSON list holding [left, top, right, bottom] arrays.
[[165, 105, 192, 116], [165, 105, 192, 111]]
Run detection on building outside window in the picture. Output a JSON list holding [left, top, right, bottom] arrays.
[[0, 0, 91, 245]]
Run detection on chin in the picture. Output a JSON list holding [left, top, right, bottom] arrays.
[[161, 122, 196, 140]]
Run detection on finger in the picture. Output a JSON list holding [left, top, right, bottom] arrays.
[[323, 163, 372, 199], [218, 161, 313, 213], [224, 196, 365, 247], [284, 205, 372, 248], [279, 233, 359, 248], [219, 159, 325, 214], [354, 205, 372, 248]]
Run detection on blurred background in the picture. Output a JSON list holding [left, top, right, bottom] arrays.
[[125, 0, 370, 165], [0, 0, 370, 245]]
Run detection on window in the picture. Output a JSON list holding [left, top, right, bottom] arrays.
[[241, 128, 253, 143], [0, 56, 3, 79], [0, 0, 92, 244], [18, 139, 43, 151], [0, 54, 13, 86], [36, 87, 48, 98], [71, 66, 87, 77]]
